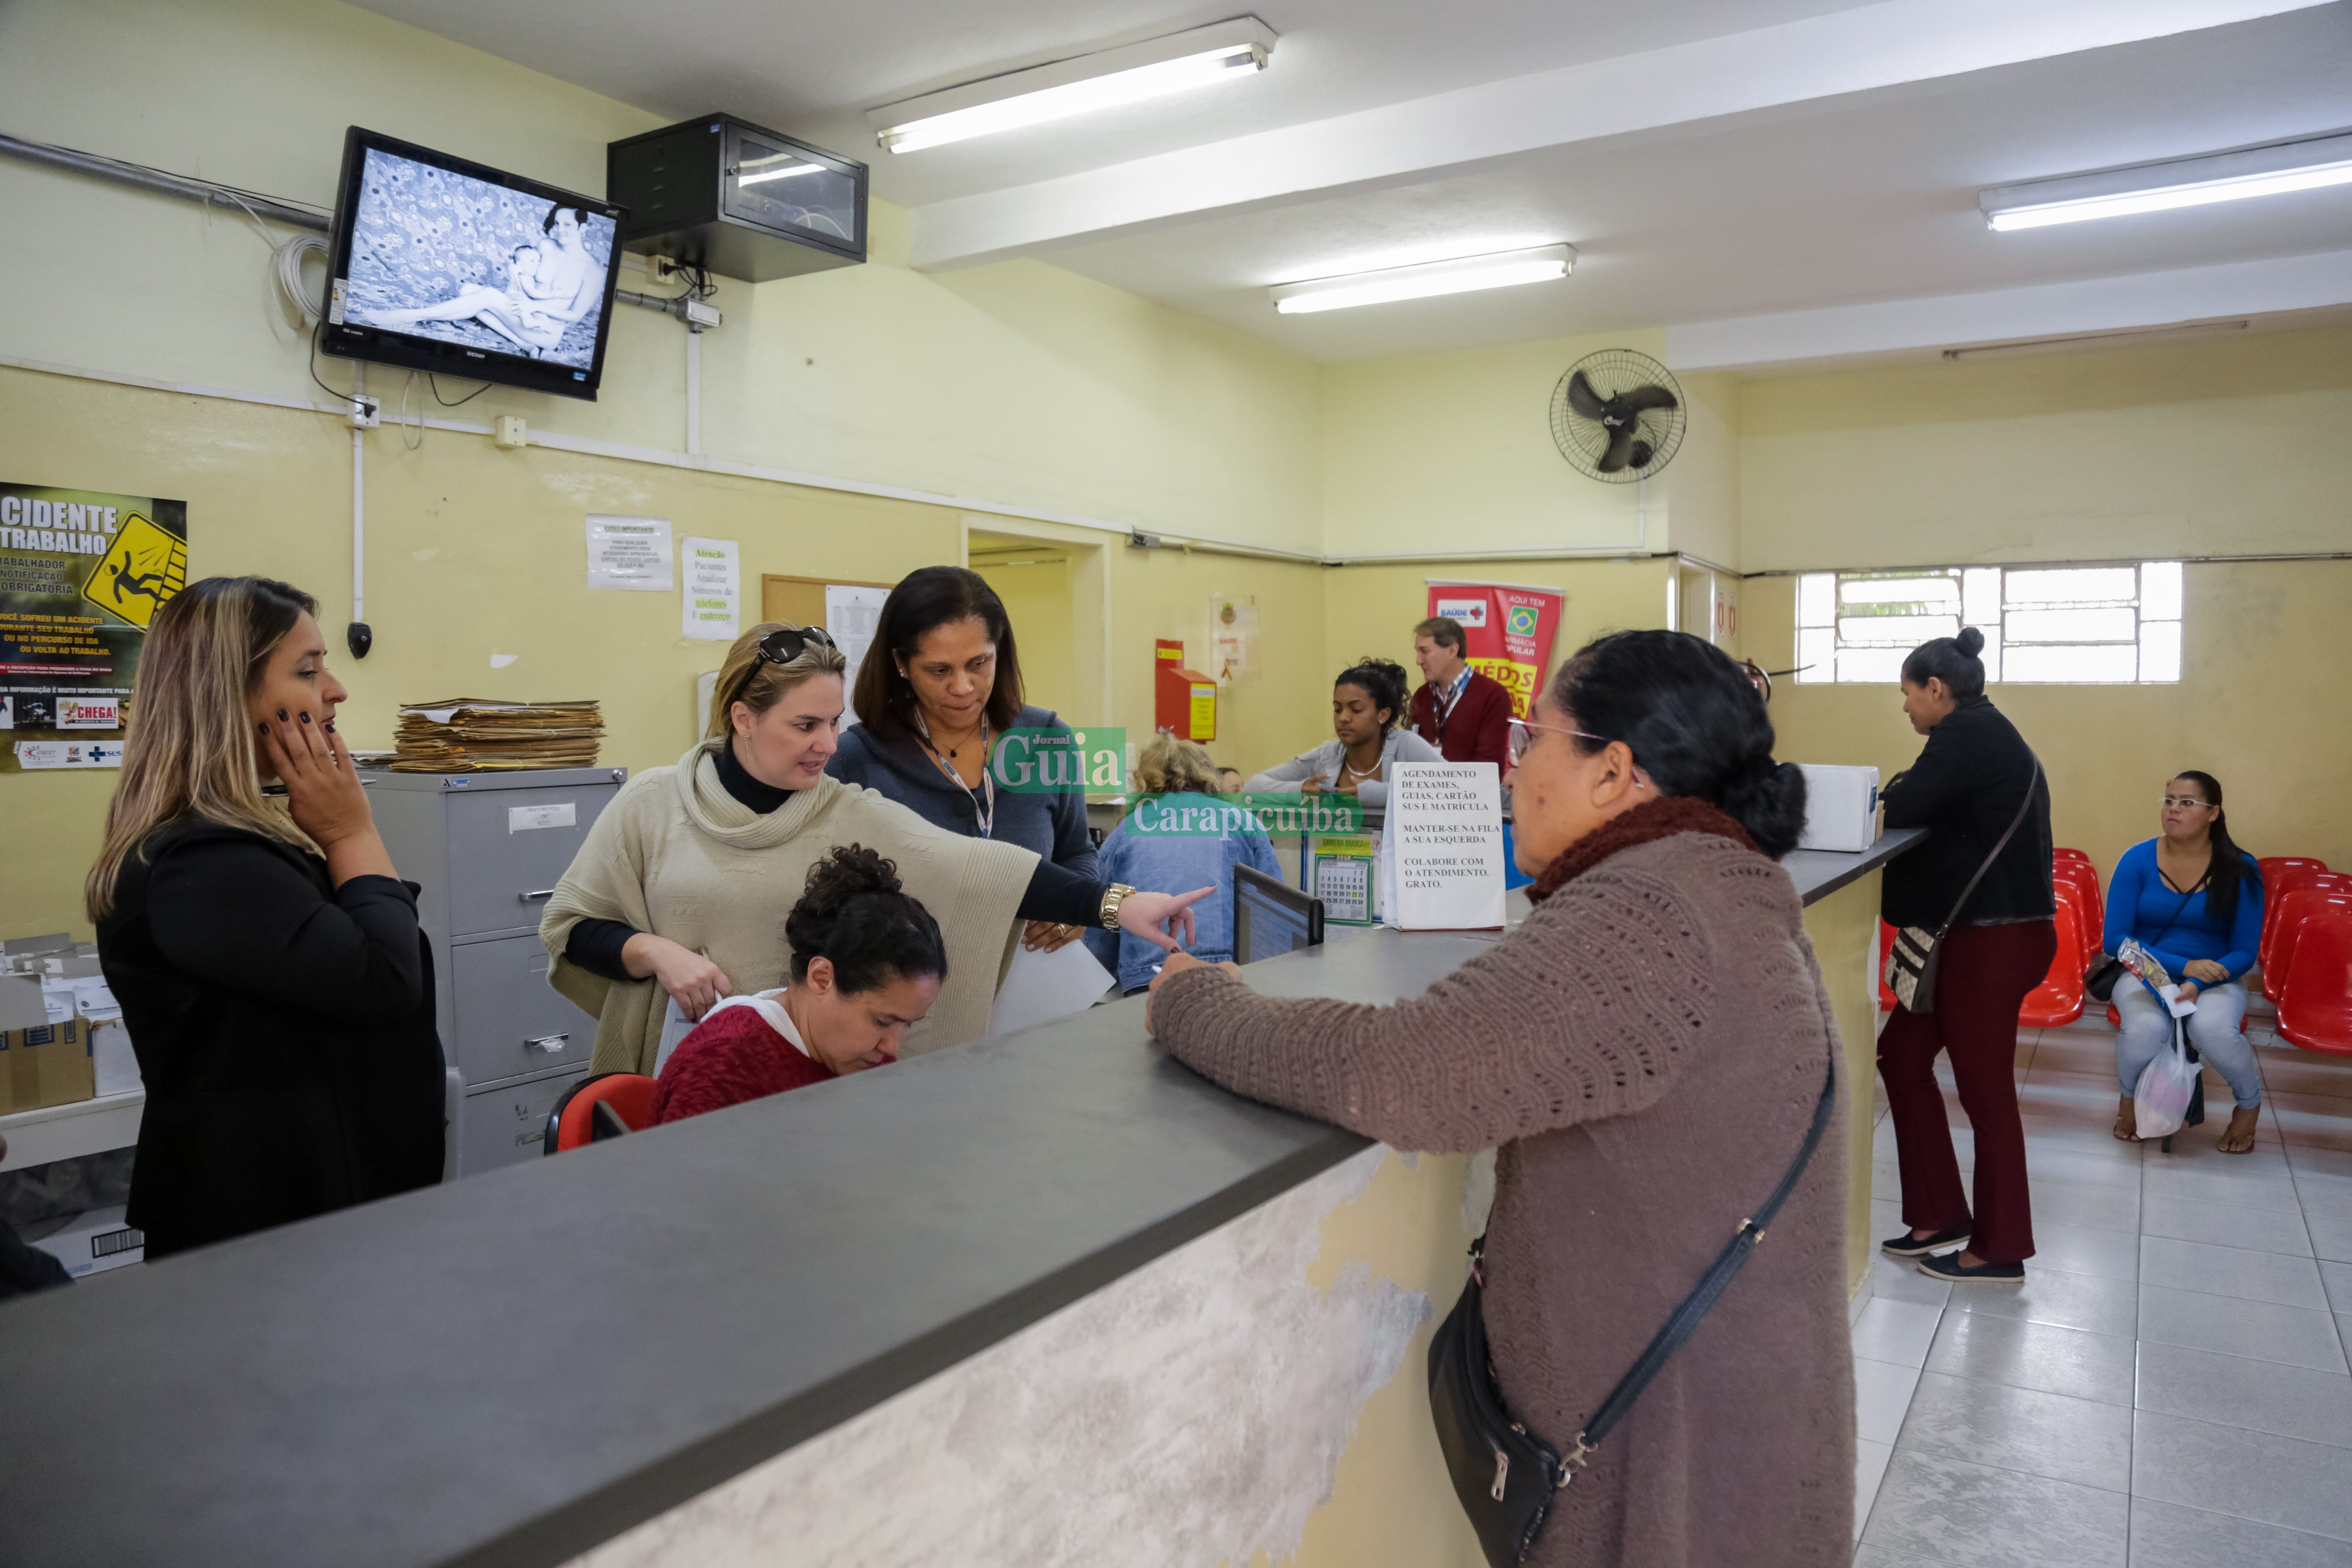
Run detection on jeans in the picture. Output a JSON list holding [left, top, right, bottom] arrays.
[[2115, 978, 2259, 1109]]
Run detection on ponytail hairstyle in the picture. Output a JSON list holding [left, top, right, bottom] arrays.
[[1548, 629, 1809, 858], [784, 844, 948, 993], [2172, 770, 2253, 926], [1334, 656, 1411, 732], [705, 621, 849, 742], [1901, 626, 1988, 699], [87, 576, 319, 920]]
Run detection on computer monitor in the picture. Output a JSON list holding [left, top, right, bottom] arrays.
[[1234, 865, 1323, 965]]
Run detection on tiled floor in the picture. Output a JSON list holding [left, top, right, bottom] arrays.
[[1850, 1002, 2352, 1567]]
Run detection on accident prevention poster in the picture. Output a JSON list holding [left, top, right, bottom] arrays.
[[0, 482, 188, 773]]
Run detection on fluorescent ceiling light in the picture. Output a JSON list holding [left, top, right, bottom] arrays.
[[1269, 245, 1575, 314], [1981, 132, 2352, 231], [1941, 321, 2249, 361], [870, 18, 1275, 155]]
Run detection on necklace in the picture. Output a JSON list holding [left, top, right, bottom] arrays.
[[1341, 743, 1383, 781]]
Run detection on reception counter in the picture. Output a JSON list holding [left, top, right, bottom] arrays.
[[0, 830, 1918, 1568]]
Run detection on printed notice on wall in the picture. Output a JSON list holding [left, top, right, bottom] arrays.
[[823, 584, 891, 726], [1386, 761, 1506, 930], [1, 482, 188, 773], [680, 537, 740, 642], [585, 514, 673, 591]]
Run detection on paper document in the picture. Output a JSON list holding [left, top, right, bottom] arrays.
[[988, 940, 1115, 1039], [585, 514, 673, 591], [824, 585, 891, 724], [681, 537, 741, 642], [655, 995, 699, 1077]]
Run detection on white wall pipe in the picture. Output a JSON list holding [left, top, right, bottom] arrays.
[[686, 327, 702, 458]]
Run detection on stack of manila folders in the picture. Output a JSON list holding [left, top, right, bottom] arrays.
[[392, 697, 602, 772]]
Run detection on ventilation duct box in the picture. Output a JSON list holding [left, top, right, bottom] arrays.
[[608, 115, 865, 283]]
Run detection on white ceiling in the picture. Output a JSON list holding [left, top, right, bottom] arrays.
[[358, 0, 2352, 365]]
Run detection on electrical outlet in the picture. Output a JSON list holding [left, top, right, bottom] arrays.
[[649, 256, 685, 286], [493, 415, 528, 450], [349, 395, 380, 429]]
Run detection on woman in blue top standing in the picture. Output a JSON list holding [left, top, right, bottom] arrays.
[[1087, 735, 1281, 995], [827, 567, 1100, 956], [2108, 770, 2265, 1153]]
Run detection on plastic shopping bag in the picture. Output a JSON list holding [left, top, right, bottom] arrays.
[[2133, 1018, 2197, 1140]]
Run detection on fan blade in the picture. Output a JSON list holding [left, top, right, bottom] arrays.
[[1627, 439, 1655, 470], [1565, 370, 1610, 422], [1597, 425, 1641, 473], [1613, 384, 1679, 416]]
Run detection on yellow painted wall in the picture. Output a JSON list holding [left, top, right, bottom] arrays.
[[971, 554, 1076, 720], [1320, 330, 1692, 557], [1801, 874, 1885, 1296], [0, 0, 1325, 557], [1739, 325, 2352, 573], [1749, 560, 2352, 887], [1112, 547, 1330, 781]]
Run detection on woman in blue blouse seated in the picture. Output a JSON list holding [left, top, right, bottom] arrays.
[[1087, 735, 1281, 996], [2108, 770, 2265, 1153], [827, 567, 1100, 956]]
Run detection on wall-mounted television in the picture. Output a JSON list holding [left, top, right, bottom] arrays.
[[321, 128, 625, 401]]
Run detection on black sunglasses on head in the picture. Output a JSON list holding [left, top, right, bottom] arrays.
[[756, 624, 835, 666]]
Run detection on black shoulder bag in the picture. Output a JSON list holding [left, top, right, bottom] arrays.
[[1883, 754, 2041, 1014], [1428, 1055, 1838, 1568]]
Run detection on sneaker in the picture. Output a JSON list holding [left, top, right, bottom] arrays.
[[1917, 1252, 2024, 1284], [1880, 1223, 1970, 1258]]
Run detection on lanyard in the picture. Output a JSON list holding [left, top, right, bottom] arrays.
[[1432, 669, 1470, 734], [915, 713, 994, 839]]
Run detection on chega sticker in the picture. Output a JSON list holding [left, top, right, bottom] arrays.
[[57, 697, 120, 730]]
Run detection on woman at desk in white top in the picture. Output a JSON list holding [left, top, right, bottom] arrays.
[[1245, 657, 1439, 811]]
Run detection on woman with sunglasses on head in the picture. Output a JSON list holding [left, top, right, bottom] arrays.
[[1243, 656, 1441, 810], [1875, 627, 2054, 1285], [826, 567, 1101, 956], [1149, 631, 1853, 1566], [89, 577, 445, 1258], [543, 621, 1210, 1076], [2108, 771, 2264, 1152]]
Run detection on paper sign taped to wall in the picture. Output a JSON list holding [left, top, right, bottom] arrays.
[[586, 515, 673, 591], [1386, 762, 1506, 930], [681, 538, 740, 642], [824, 584, 890, 726]]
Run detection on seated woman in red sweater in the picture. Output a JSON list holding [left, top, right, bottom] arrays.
[[653, 844, 946, 1123]]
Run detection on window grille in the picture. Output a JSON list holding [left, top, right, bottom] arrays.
[[1794, 563, 2180, 684]]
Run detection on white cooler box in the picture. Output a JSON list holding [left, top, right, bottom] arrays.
[[1796, 764, 1880, 852]]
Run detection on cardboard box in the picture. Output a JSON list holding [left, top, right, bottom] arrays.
[[26, 1204, 144, 1278], [1, 975, 95, 1112], [1795, 764, 1881, 853]]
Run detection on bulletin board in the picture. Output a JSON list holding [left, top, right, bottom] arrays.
[[760, 574, 894, 630]]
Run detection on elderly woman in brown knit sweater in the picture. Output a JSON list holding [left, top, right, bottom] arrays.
[[1150, 630, 1853, 1568]]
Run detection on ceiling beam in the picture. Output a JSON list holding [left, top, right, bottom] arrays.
[[906, 0, 2336, 270], [1663, 249, 2352, 371]]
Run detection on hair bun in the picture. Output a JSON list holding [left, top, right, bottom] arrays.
[[800, 844, 903, 915], [1956, 626, 1985, 657]]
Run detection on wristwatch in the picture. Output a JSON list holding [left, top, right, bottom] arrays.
[[1099, 882, 1137, 929]]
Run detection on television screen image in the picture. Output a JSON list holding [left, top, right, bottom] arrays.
[[323, 129, 624, 400]]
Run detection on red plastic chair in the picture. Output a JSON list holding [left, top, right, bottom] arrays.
[[2053, 860, 2103, 967], [2055, 847, 2092, 865], [2263, 871, 2352, 977], [2261, 858, 2334, 953], [1878, 921, 1900, 1011], [2266, 890, 2352, 1004], [2276, 913, 2352, 1056], [544, 1073, 658, 1154], [2020, 897, 2087, 1027]]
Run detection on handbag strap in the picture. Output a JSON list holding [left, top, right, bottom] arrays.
[[1559, 1051, 1838, 1478], [1933, 752, 2042, 937]]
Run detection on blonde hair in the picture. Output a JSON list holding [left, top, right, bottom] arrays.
[[705, 622, 851, 741], [1134, 733, 1223, 795], [86, 577, 318, 921]]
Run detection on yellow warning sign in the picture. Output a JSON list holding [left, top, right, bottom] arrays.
[[81, 513, 186, 629]]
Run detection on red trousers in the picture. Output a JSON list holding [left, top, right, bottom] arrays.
[[1877, 919, 2057, 1265]]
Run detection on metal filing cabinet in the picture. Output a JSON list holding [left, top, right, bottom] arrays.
[[369, 767, 626, 1177]]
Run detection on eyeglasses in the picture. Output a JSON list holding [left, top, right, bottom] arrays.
[[1505, 717, 1652, 792], [756, 624, 835, 666], [2159, 795, 2214, 811]]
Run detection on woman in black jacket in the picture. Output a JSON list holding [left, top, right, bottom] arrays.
[[89, 577, 444, 1258], [1876, 627, 2055, 1285]]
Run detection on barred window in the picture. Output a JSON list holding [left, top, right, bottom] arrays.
[[1794, 563, 2180, 684]]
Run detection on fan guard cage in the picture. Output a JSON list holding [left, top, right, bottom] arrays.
[[1549, 350, 1687, 483]]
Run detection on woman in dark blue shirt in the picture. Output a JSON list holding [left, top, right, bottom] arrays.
[[2106, 770, 2264, 1153], [827, 567, 1100, 956]]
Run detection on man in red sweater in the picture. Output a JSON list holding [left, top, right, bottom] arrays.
[[1408, 617, 1512, 766]]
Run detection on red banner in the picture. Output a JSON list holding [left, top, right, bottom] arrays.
[[1426, 580, 1564, 720]]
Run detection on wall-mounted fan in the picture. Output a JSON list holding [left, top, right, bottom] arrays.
[[1549, 349, 1685, 483]]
